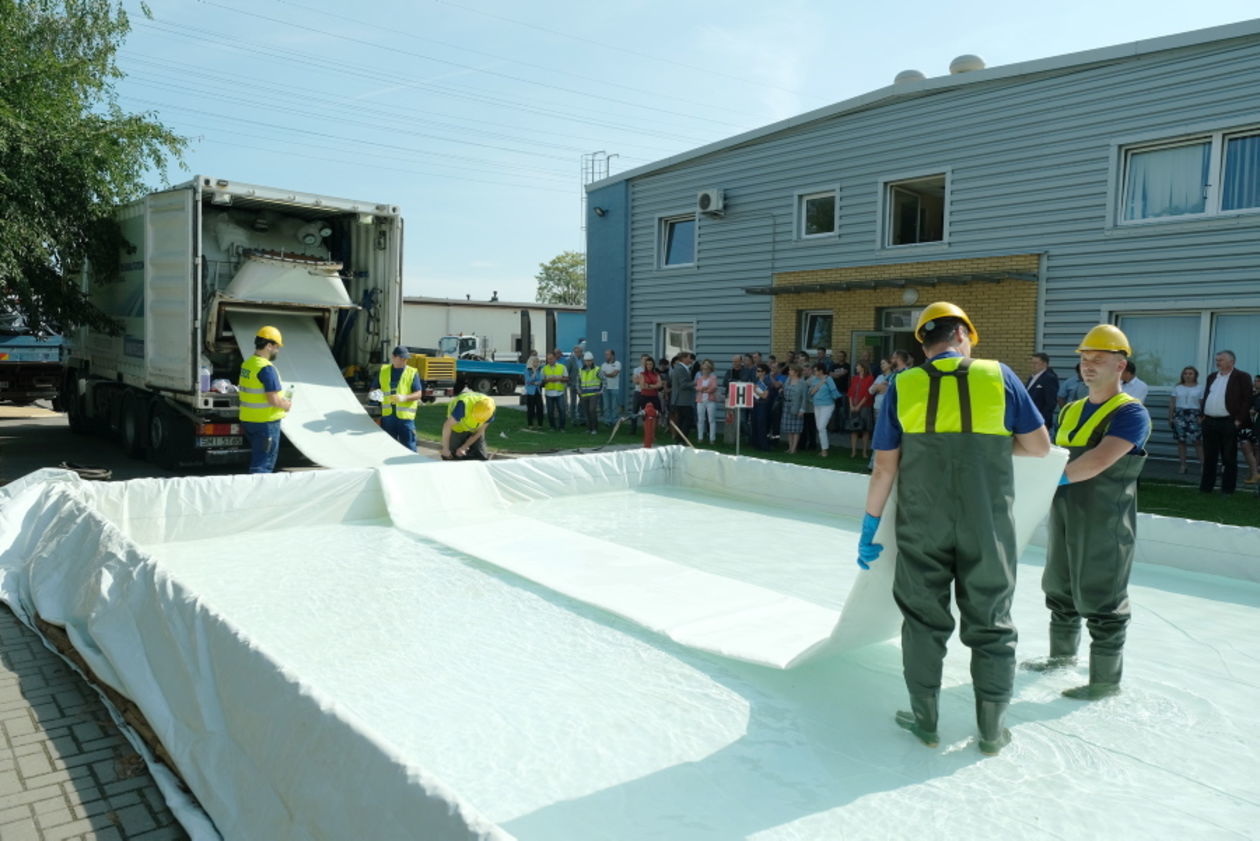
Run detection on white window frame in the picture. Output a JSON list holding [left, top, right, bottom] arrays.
[[1100, 301, 1260, 392], [657, 321, 696, 360], [657, 213, 697, 269], [1109, 123, 1260, 227], [799, 310, 833, 352], [794, 188, 839, 240], [876, 169, 951, 250]]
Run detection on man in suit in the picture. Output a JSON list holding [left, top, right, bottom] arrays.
[[669, 352, 697, 441], [1026, 352, 1060, 429], [1199, 349, 1254, 495]]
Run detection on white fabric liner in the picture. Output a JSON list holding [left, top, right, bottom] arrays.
[[386, 447, 1069, 667], [227, 311, 432, 469], [1, 452, 1257, 839], [224, 255, 352, 308]]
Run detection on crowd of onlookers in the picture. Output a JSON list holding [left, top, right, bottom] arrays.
[[518, 342, 1260, 489]]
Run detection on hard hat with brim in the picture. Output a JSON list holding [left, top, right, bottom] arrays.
[[470, 399, 495, 425], [1075, 324, 1132, 356], [256, 325, 283, 347], [914, 301, 979, 346]]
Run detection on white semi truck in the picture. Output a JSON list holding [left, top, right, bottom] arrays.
[[61, 176, 404, 468]]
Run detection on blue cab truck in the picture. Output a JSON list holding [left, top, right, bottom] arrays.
[[0, 309, 67, 405]]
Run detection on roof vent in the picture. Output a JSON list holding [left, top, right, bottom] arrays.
[[894, 69, 926, 84], [949, 54, 985, 74]]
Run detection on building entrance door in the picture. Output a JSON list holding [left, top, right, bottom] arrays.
[[850, 331, 891, 370]]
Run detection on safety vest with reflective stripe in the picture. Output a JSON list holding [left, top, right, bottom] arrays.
[[448, 391, 495, 433], [1055, 392, 1141, 448], [542, 362, 567, 394], [238, 355, 285, 423], [378, 364, 420, 420], [896, 357, 1008, 436], [578, 365, 602, 396]]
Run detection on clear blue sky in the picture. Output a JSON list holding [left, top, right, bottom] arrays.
[[116, 0, 1258, 303]]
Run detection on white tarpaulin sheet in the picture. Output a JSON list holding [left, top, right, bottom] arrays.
[[2, 451, 1257, 839], [386, 447, 1069, 667], [226, 312, 431, 469]]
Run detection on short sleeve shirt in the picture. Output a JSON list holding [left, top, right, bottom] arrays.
[[873, 351, 1045, 451]]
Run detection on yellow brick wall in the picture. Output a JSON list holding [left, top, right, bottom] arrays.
[[770, 254, 1041, 378]]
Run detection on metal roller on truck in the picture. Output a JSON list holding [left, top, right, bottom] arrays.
[[60, 176, 405, 469]]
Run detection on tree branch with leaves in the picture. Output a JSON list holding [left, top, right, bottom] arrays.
[[534, 250, 586, 306]]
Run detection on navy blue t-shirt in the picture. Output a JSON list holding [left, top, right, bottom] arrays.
[[873, 351, 1045, 451], [1058, 399, 1150, 453], [258, 364, 281, 394], [450, 400, 495, 426]]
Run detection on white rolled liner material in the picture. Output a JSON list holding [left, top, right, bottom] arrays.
[[0, 455, 1257, 838], [0, 470, 510, 841], [385, 446, 1070, 668], [228, 311, 432, 469]]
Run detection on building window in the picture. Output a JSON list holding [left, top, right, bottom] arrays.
[[1212, 312, 1260, 374], [885, 174, 946, 246], [1115, 313, 1200, 387], [798, 191, 837, 238], [660, 215, 696, 267], [659, 323, 695, 360], [879, 307, 922, 332], [800, 310, 832, 351], [1119, 128, 1260, 222]]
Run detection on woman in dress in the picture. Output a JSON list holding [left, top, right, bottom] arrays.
[[780, 364, 807, 454], [847, 361, 875, 460], [1167, 366, 1204, 474]]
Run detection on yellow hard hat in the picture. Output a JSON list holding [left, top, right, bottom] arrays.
[[257, 325, 284, 347], [1075, 324, 1131, 356], [470, 397, 495, 425], [914, 301, 979, 345]]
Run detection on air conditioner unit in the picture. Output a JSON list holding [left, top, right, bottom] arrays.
[[697, 189, 725, 216]]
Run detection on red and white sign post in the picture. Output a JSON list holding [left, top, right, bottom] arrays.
[[726, 382, 755, 456]]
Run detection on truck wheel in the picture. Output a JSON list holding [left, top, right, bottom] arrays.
[[497, 378, 517, 396], [120, 391, 148, 459], [63, 373, 89, 435], [472, 376, 493, 395], [147, 398, 183, 470]]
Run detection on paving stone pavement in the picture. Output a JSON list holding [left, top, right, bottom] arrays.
[[0, 605, 190, 841]]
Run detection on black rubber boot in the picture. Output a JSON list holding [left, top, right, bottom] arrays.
[[1062, 652, 1122, 700], [894, 694, 939, 748], [1020, 625, 1080, 672], [976, 699, 1011, 756]]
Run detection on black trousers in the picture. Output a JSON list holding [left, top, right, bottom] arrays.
[[1200, 416, 1239, 493]]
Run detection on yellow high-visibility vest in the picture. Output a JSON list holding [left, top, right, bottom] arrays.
[[542, 362, 567, 394], [238, 355, 285, 423], [448, 391, 495, 433], [896, 357, 1008, 436], [378, 364, 420, 421], [578, 366, 602, 395], [1055, 393, 1139, 448]]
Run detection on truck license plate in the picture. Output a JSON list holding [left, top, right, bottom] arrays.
[[197, 436, 244, 448]]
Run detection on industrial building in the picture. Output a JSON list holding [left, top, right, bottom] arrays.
[[585, 19, 1260, 452]]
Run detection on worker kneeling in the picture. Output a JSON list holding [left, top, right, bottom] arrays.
[[857, 302, 1050, 756], [1021, 325, 1150, 701], [441, 390, 496, 461], [380, 345, 424, 452]]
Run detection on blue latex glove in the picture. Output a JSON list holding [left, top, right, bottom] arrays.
[[1058, 471, 1071, 486], [857, 513, 883, 570]]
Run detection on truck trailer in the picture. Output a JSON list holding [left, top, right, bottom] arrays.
[[61, 176, 404, 468]]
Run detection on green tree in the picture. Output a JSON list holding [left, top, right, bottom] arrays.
[[534, 250, 586, 306], [0, 0, 185, 334]]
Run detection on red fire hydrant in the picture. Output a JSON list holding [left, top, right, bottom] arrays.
[[643, 401, 658, 448]]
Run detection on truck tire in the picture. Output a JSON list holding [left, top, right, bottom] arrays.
[[147, 398, 184, 470], [472, 376, 493, 395], [497, 378, 517, 396], [63, 373, 89, 435], [120, 391, 148, 459]]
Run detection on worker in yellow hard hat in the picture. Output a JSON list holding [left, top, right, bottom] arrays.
[[238, 325, 292, 474], [858, 301, 1050, 756], [1022, 324, 1150, 701], [441, 389, 497, 460]]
